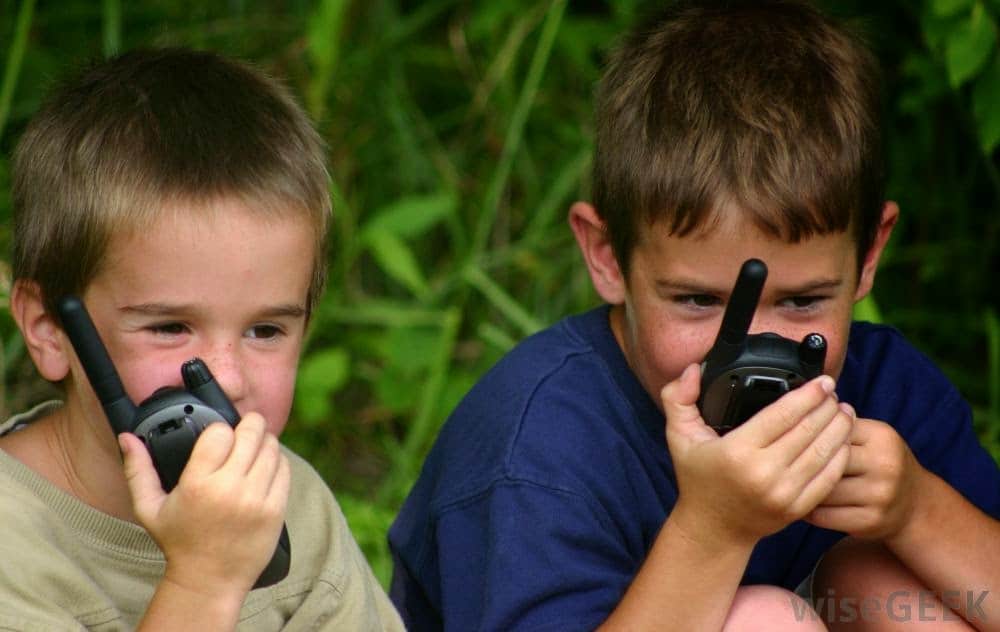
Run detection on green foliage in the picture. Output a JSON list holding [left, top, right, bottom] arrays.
[[295, 347, 351, 426], [2, 0, 1000, 588]]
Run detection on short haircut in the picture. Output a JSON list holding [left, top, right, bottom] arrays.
[[593, 0, 883, 275], [12, 47, 330, 315]]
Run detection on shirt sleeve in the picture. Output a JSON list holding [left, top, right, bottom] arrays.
[[432, 478, 637, 632], [901, 387, 1000, 518], [844, 323, 1000, 519], [276, 451, 405, 632]]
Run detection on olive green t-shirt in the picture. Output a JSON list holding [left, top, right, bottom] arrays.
[[0, 403, 404, 631]]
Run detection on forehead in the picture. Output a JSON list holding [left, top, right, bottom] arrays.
[[631, 211, 858, 287], [92, 198, 315, 305]]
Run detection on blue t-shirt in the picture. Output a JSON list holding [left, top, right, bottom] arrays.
[[388, 306, 1000, 631]]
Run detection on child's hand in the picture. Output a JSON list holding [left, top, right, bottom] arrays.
[[118, 413, 291, 598], [660, 364, 854, 547], [806, 415, 922, 540]]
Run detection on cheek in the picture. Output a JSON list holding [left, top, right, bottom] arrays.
[[630, 316, 716, 389], [646, 336, 708, 380], [254, 361, 299, 435], [801, 315, 852, 380], [114, 356, 184, 404], [822, 334, 849, 380]]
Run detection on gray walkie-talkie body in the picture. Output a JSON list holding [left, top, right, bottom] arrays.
[[697, 259, 827, 434]]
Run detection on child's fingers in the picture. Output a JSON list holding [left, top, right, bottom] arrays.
[[223, 413, 268, 475], [264, 452, 291, 522], [839, 402, 857, 421], [789, 441, 851, 517], [810, 474, 867, 507], [119, 433, 166, 521], [180, 421, 235, 480], [243, 435, 288, 554], [739, 375, 837, 447], [661, 364, 701, 412], [661, 364, 718, 445], [785, 405, 854, 484], [840, 418, 882, 476], [268, 451, 291, 514], [245, 432, 282, 494], [771, 394, 852, 467], [806, 505, 873, 533]]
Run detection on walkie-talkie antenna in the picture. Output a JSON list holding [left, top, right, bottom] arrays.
[[56, 295, 137, 435], [716, 258, 767, 345], [182, 359, 239, 426]]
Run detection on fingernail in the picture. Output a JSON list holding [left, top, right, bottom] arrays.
[[819, 376, 835, 394]]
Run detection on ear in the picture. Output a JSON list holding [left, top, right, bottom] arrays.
[[854, 201, 899, 301], [10, 280, 71, 382], [568, 201, 628, 304]]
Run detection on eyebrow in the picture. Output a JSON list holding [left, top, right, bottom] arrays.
[[654, 279, 728, 295], [776, 279, 844, 295], [121, 303, 308, 319], [654, 277, 844, 295]]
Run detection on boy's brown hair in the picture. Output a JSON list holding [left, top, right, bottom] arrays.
[[593, 0, 883, 275], [12, 47, 330, 315]]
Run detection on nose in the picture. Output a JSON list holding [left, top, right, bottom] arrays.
[[199, 342, 248, 408], [747, 313, 779, 336], [747, 311, 814, 348]]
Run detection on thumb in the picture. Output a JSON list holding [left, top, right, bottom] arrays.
[[661, 364, 718, 446], [118, 433, 166, 522]]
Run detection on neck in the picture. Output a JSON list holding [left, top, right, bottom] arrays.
[[1, 403, 136, 521]]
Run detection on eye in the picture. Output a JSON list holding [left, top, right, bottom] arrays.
[[245, 324, 283, 340], [675, 294, 722, 309], [147, 322, 189, 336], [779, 296, 826, 311]]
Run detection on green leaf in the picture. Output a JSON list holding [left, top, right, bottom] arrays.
[[610, 0, 644, 22], [932, 0, 975, 18], [462, 265, 543, 336], [945, 3, 998, 88], [853, 295, 883, 324], [361, 191, 457, 239], [898, 53, 950, 114], [306, 0, 350, 119], [0, 0, 36, 145], [384, 325, 442, 372], [973, 56, 1000, 151], [373, 365, 419, 412], [364, 230, 429, 297], [294, 347, 351, 425]]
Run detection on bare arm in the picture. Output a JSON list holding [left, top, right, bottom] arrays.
[[810, 418, 1000, 630], [599, 502, 754, 630], [887, 469, 1000, 629]]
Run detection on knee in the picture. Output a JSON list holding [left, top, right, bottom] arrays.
[[814, 537, 917, 599], [723, 585, 827, 632]]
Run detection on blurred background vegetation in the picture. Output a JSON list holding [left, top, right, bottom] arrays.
[[1, 0, 999, 586]]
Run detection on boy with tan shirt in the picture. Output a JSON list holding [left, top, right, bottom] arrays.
[[2, 48, 403, 630]]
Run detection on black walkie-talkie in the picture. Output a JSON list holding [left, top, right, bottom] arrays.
[[56, 295, 291, 588], [697, 259, 827, 434]]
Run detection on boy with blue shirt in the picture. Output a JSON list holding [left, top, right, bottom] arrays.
[[389, 1, 1000, 629]]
